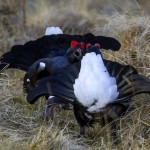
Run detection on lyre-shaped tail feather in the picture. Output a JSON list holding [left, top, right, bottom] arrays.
[[105, 60, 150, 102], [0, 63, 9, 73], [117, 74, 150, 101]]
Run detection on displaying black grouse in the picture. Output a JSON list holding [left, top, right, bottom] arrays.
[[26, 44, 150, 137], [23, 40, 85, 93]]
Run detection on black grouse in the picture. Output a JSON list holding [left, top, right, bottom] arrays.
[[26, 44, 150, 137]]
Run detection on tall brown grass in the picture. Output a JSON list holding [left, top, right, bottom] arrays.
[[0, 0, 150, 149]]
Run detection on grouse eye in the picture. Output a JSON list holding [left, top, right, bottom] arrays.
[[95, 43, 100, 48], [71, 40, 78, 49], [80, 42, 85, 49], [86, 43, 91, 50]]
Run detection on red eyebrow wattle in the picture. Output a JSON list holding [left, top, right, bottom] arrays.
[[86, 43, 91, 49], [71, 40, 78, 48]]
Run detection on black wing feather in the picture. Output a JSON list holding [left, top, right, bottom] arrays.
[[0, 33, 121, 72], [27, 76, 75, 104], [84, 34, 121, 51]]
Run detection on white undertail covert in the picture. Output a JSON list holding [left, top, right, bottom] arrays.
[[73, 52, 119, 113], [45, 27, 63, 35]]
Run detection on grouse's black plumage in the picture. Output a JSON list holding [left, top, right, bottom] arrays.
[[0, 33, 121, 72], [0, 33, 121, 93]]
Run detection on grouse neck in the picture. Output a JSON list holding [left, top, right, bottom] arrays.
[[87, 46, 101, 55]]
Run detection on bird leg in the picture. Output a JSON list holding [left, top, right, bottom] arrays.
[[42, 96, 70, 122], [79, 126, 85, 137], [42, 96, 56, 122]]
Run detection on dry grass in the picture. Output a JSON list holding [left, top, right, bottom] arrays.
[[0, 0, 150, 149]]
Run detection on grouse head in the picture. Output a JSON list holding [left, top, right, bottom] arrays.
[[66, 40, 85, 63], [85, 43, 101, 54]]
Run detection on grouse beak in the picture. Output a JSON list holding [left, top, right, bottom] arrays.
[[73, 48, 82, 60]]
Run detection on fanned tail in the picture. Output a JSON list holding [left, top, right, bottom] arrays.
[[105, 60, 150, 104]]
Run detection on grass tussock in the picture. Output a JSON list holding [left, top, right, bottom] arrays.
[[0, 0, 150, 149]]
